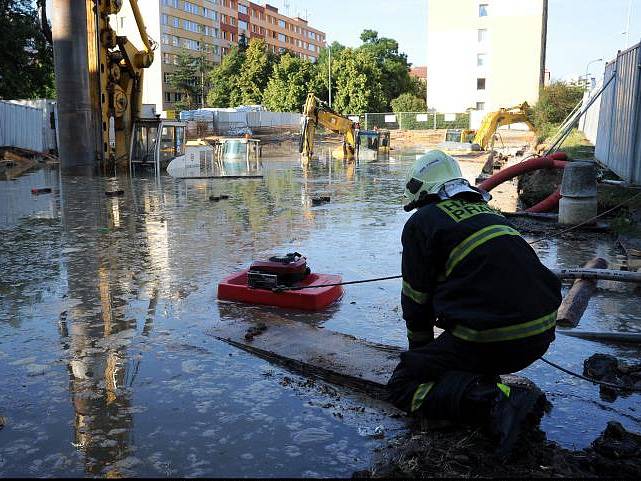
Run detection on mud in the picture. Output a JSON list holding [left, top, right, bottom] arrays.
[[362, 419, 641, 478], [584, 354, 641, 402]]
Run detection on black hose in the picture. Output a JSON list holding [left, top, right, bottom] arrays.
[[539, 357, 641, 392], [272, 275, 402, 292]]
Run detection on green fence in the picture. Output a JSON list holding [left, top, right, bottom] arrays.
[[346, 112, 470, 131]]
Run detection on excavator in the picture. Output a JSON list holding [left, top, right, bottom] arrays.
[[299, 93, 390, 161], [461, 103, 535, 151], [52, 0, 185, 174]]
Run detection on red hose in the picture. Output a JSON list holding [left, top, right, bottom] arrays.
[[478, 152, 567, 213]]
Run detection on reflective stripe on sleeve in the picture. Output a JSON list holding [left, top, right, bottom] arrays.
[[445, 224, 520, 277], [451, 311, 557, 343], [407, 329, 434, 343], [402, 280, 429, 304], [411, 382, 435, 412]]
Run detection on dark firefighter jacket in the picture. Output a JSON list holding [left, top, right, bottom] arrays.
[[401, 196, 562, 349]]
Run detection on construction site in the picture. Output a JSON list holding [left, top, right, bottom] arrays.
[[2, 0, 641, 478]]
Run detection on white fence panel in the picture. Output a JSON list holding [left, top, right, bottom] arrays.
[[0, 101, 44, 152]]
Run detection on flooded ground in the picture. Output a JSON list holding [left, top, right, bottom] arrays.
[[1, 147, 640, 477]]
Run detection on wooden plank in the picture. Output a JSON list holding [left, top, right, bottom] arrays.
[[556, 258, 608, 328], [210, 311, 535, 398]]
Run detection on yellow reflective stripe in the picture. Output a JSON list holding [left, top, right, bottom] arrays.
[[445, 224, 520, 277], [402, 280, 429, 304], [411, 382, 435, 412], [497, 383, 511, 398], [451, 311, 557, 343], [407, 329, 433, 343]]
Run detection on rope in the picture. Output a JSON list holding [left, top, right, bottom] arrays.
[[539, 356, 641, 393], [527, 191, 641, 246]]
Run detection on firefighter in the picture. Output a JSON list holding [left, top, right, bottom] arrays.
[[386, 150, 562, 455]]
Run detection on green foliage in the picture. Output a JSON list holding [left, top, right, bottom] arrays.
[[203, 29, 423, 114], [391, 93, 427, 113], [263, 53, 315, 112], [235, 38, 278, 105], [0, 0, 55, 99], [206, 46, 244, 107], [168, 49, 208, 111], [357, 30, 412, 111], [532, 81, 584, 126], [331, 48, 386, 114]]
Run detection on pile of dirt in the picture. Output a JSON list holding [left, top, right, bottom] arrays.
[[359, 419, 641, 478]]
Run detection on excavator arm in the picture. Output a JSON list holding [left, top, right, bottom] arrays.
[[470, 103, 535, 150], [300, 93, 356, 160]]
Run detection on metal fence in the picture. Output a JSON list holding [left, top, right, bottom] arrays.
[[347, 111, 469, 131], [0, 101, 45, 152], [4, 99, 57, 152], [589, 41, 641, 184]]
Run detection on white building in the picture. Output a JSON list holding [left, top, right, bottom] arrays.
[[427, 0, 548, 125]]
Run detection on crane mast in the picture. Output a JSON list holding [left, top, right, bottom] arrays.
[[52, 0, 154, 175]]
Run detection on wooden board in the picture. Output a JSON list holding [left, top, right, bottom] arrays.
[[209, 312, 535, 398]]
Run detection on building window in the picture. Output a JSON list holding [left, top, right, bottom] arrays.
[[278, 33, 286, 42], [476, 102, 485, 110], [163, 72, 172, 84], [161, 14, 168, 25], [165, 92, 172, 102], [278, 19, 286, 28], [477, 78, 486, 90], [238, 20, 248, 30], [238, 3, 248, 14], [172, 17, 179, 28], [175, 93, 182, 102], [478, 28, 487, 42], [162, 0, 178, 7], [184, 1, 199, 14], [479, 4, 488, 16], [477, 53, 487, 66]]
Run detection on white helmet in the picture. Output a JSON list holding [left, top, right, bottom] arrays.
[[403, 150, 490, 211]]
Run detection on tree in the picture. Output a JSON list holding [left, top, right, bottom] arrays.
[[235, 38, 278, 105], [262, 53, 315, 112], [168, 49, 205, 111], [358, 30, 412, 111], [391, 93, 427, 113], [310, 41, 346, 103], [206, 45, 244, 107], [331, 48, 386, 114], [531, 81, 584, 126], [0, 0, 55, 99]]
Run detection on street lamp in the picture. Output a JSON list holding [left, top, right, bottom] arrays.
[[584, 58, 603, 89], [328, 40, 332, 108]]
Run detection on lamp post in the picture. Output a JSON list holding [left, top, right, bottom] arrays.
[[328, 41, 332, 108], [584, 58, 603, 90]]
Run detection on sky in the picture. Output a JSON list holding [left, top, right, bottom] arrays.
[[271, 0, 641, 81]]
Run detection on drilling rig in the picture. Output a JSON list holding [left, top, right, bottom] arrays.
[[52, 0, 155, 175]]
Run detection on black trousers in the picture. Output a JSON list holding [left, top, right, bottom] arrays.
[[386, 330, 554, 413]]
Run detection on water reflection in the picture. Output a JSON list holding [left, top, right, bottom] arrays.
[[1, 152, 640, 476]]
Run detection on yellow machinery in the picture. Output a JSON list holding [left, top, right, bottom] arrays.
[[300, 93, 357, 160], [52, 0, 159, 173], [462, 103, 535, 151]]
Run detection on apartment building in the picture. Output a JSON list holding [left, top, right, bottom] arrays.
[[426, 0, 547, 126], [115, 0, 325, 116]]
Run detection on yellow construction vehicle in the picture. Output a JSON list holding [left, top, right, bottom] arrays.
[[53, 0, 186, 174], [300, 93, 357, 160], [462, 103, 535, 151], [299, 93, 390, 161]]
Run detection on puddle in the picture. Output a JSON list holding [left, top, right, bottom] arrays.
[[0, 150, 639, 476]]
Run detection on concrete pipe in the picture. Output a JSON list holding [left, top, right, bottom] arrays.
[[558, 161, 598, 225]]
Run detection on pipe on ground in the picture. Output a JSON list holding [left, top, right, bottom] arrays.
[[556, 258, 608, 328], [478, 153, 567, 213]]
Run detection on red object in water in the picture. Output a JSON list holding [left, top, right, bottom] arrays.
[[217, 270, 343, 311], [31, 188, 52, 195]]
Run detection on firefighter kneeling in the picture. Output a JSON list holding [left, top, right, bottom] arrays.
[[386, 150, 562, 456]]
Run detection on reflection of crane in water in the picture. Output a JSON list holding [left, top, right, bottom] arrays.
[[58, 182, 161, 475]]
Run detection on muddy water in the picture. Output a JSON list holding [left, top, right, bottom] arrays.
[[1, 150, 639, 476]]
